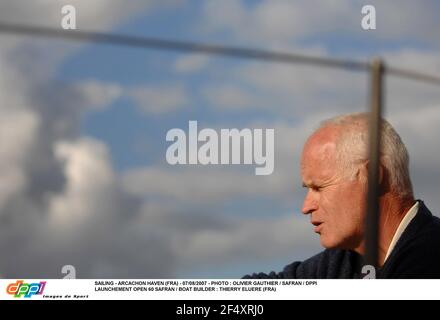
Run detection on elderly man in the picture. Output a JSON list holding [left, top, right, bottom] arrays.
[[244, 113, 440, 279]]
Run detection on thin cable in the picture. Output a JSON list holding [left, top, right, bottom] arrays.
[[0, 22, 369, 72], [3, 23, 440, 86], [386, 66, 440, 85], [3, 22, 440, 87]]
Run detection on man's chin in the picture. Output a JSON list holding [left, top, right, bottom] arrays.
[[320, 237, 343, 250], [320, 238, 360, 252]]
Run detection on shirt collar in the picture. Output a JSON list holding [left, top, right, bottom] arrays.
[[384, 201, 419, 262]]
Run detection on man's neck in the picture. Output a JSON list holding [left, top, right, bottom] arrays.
[[377, 195, 415, 266], [352, 194, 415, 266]]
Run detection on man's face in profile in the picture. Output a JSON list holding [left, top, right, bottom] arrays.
[[300, 126, 368, 252]]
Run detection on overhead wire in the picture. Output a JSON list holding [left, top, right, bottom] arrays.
[[0, 23, 440, 86]]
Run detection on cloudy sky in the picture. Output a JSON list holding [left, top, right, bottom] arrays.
[[0, 0, 439, 278]]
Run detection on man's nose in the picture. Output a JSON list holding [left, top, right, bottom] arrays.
[[301, 190, 318, 215]]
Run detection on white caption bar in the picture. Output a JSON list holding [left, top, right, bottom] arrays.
[[1, 279, 439, 300]]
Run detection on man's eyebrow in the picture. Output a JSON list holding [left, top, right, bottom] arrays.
[[302, 182, 320, 188], [302, 182, 313, 188]]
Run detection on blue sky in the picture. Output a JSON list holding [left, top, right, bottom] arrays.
[[57, 0, 440, 174]]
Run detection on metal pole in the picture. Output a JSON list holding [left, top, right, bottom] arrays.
[[365, 58, 384, 269]]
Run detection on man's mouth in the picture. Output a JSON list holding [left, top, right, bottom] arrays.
[[311, 221, 323, 233]]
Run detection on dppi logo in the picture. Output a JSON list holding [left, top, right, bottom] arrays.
[[6, 280, 46, 298]]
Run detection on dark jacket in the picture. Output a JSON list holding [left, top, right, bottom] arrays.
[[243, 201, 440, 279]]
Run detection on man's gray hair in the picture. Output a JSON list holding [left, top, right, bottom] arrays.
[[319, 112, 413, 199]]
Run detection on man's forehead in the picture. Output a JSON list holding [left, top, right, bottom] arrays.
[[301, 153, 338, 188], [301, 127, 340, 183], [307, 126, 340, 146], [302, 128, 339, 161], [303, 140, 335, 158]]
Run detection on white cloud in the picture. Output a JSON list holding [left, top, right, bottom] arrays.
[[0, 0, 167, 30], [200, 0, 357, 45], [1, 0, 440, 279], [122, 166, 287, 203], [385, 104, 440, 212], [386, 50, 440, 73], [389, 104, 440, 168], [202, 84, 255, 110], [71, 80, 193, 115], [175, 214, 319, 269], [370, 1, 440, 44], [175, 54, 210, 73], [120, 113, 342, 204], [129, 84, 189, 114], [130, 200, 321, 273], [49, 138, 117, 225], [73, 81, 122, 110], [0, 109, 39, 210], [199, 60, 368, 117], [200, 0, 440, 47], [0, 0, 184, 278]]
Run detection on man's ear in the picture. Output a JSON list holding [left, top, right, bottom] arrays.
[[378, 164, 384, 185], [355, 161, 368, 183], [360, 160, 385, 186]]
